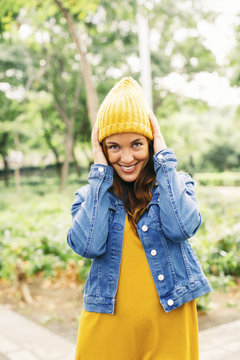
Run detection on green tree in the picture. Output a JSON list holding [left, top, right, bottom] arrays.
[[0, 0, 100, 127]]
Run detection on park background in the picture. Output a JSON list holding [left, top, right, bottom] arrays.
[[0, 0, 240, 342]]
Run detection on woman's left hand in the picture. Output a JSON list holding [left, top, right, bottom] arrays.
[[149, 111, 167, 154]]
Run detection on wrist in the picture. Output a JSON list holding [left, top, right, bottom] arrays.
[[93, 152, 108, 165], [154, 136, 167, 154]]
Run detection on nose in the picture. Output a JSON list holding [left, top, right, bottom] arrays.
[[120, 149, 134, 164]]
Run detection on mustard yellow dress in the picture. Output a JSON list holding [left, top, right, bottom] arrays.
[[75, 216, 199, 360]]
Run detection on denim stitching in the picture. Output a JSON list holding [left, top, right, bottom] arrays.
[[161, 160, 190, 239], [83, 175, 104, 257]]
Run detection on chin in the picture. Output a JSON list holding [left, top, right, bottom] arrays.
[[122, 177, 137, 183], [117, 172, 139, 183]]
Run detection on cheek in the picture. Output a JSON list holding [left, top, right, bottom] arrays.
[[107, 151, 118, 165], [137, 148, 149, 162]]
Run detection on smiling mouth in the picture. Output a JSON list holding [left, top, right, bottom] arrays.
[[118, 162, 139, 172]]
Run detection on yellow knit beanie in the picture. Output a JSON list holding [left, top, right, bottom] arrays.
[[97, 77, 153, 142]]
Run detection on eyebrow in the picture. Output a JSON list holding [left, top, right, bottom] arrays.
[[106, 138, 144, 145], [106, 141, 119, 145], [131, 138, 143, 143]]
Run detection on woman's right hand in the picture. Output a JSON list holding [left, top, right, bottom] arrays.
[[91, 122, 108, 165]]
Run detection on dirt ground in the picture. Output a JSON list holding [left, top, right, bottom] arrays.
[[198, 278, 240, 330], [0, 275, 240, 344]]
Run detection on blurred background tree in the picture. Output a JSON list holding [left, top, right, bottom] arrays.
[[1, 0, 239, 185], [0, 0, 240, 314]]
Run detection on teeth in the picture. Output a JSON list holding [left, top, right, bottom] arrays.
[[121, 164, 136, 170]]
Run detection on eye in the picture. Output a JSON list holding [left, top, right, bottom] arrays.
[[108, 144, 119, 150], [132, 142, 142, 149]]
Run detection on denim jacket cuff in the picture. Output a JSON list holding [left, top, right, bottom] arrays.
[[88, 164, 113, 183], [153, 148, 177, 172]]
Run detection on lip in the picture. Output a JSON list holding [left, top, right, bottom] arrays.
[[118, 162, 139, 174]]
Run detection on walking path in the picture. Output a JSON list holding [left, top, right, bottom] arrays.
[[199, 319, 240, 359], [0, 304, 239, 359], [0, 305, 75, 360]]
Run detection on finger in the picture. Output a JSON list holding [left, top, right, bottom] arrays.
[[149, 111, 157, 124], [148, 112, 159, 132], [91, 122, 98, 141]]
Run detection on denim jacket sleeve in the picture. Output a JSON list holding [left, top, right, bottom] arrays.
[[67, 164, 113, 258], [153, 148, 202, 242]]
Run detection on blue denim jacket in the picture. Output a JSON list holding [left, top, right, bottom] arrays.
[[67, 148, 212, 314]]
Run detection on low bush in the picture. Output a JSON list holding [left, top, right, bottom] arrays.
[[194, 172, 240, 186], [193, 186, 240, 310], [0, 177, 85, 282]]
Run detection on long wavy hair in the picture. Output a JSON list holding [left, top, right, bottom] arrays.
[[102, 138, 156, 231]]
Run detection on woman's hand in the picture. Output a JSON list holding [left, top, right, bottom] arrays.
[[149, 111, 167, 154], [91, 122, 108, 165]]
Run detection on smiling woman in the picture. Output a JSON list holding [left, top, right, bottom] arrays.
[[104, 133, 149, 182], [102, 132, 154, 229], [67, 77, 212, 360]]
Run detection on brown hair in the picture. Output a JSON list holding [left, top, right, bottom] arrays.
[[102, 139, 156, 231]]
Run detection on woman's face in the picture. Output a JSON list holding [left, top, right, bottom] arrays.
[[105, 132, 149, 182]]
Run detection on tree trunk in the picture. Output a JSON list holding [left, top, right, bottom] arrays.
[[0, 132, 10, 186], [54, 0, 98, 128], [60, 122, 74, 192], [3, 156, 9, 186], [0, 153, 9, 186], [16, 258, 33, 305], [43, 129, 62, 177], [14, 133, 21, 195], [72, 149, 82, 175]]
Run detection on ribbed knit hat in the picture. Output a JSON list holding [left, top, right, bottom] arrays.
[[97, 77, 153, 142]]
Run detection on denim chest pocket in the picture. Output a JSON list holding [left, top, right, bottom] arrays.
[[108, 206, 116, 225], [146, 205, 161, 231], [108, 208, 124, 238]]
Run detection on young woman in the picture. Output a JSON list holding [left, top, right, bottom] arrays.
[[67, 77, 212, 360]]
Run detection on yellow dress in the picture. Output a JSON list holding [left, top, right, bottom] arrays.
[[75, 216, 199, 360]]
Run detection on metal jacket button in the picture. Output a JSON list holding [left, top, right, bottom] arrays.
[[158, 274, 164, 281], [168, 299, 174, 306], [98, 167, 104, 173], [151, 249, 157, 256]]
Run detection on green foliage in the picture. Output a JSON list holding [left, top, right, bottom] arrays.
[[174, 37, 217, 74], [193, 186, 240, 310], [78, 258, 92, 280], [61, 0, 100, 19], [0, 0, 100, 33], [203, 144, 240, 172], [0, 174, 89, 282], [206, 227, 240, 276], [195, 172, 240, 186]]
